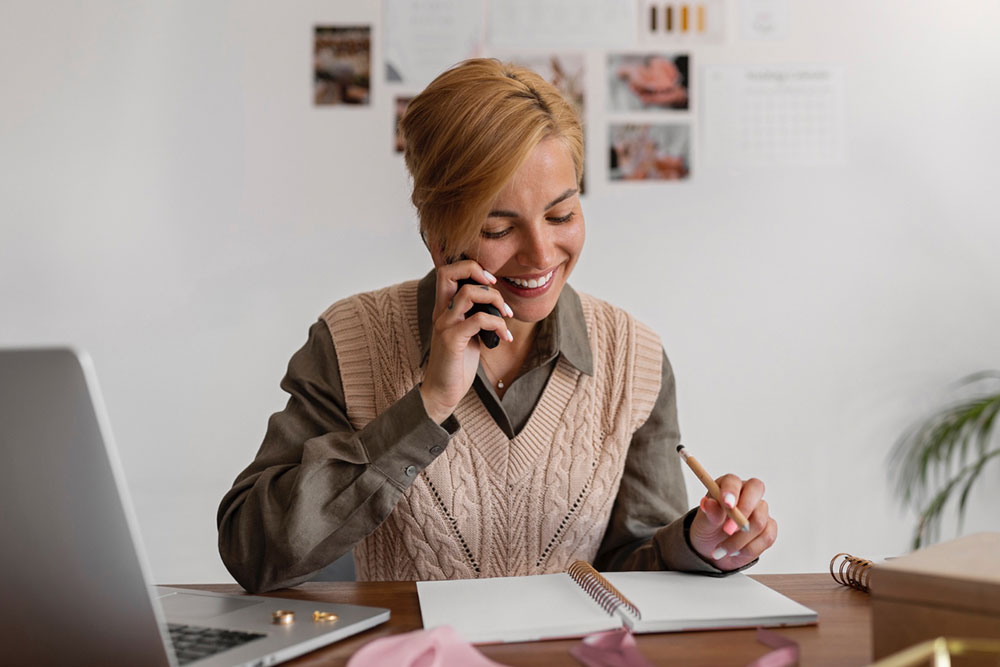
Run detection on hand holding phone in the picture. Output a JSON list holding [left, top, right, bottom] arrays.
[[421, 255, 510, 423], [457, 271, 502, 349]]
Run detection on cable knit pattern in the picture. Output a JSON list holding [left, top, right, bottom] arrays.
[[323, 280, 662, 581]]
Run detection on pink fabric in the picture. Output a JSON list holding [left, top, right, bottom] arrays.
[[571, 628, 654, 667], [346, 626, 508, 667], [745, 628, 800, 667]]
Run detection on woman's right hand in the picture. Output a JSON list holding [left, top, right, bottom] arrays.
[[419, 259, 513, 423]]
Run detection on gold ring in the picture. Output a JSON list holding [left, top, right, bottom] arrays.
[[272, 610, 295, 625], [313, 611, 339, 622]]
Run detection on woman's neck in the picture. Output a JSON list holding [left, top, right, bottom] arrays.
[[507, 317, 537, 348], [479, 318, 537, 394]]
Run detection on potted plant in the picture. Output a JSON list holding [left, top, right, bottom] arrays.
[[889, 371, 1000, 549]]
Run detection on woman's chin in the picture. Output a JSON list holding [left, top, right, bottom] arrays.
[[508, 287, 564, 323]]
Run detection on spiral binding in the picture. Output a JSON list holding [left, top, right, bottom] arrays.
[[829, 552, 874, 593], [567, 560, 642, 620]]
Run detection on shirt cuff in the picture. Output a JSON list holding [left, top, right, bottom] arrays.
[[652, 509, 759, 576], [360, 386, 459, 488], [648, 509, 723, 574]]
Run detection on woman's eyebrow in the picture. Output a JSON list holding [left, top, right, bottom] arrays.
[[487, 188, 579, 218], [544, 188, 578, 210]]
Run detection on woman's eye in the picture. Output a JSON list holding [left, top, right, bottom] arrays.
[[481, 227, 511, 240], [548, 211, 575, 224]]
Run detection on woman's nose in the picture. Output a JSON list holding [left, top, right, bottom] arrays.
[[517, 223, 556, 270]]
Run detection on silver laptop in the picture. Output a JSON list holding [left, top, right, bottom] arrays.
[[0, 348, 389, 666]]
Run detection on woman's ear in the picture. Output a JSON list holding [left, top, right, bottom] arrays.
[[425, 233, 450, 268], [430, 247, 447, 268]]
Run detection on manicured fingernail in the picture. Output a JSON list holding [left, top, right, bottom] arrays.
[[729, 551, 741, 558], [723, 493, 737, 508], [504, 303, 513, 317], [506, 330, 514, 342], [483, 270, 496, 283], [712, 547, 727, 560], [699, 496, 710, 512], [723, 519, 738, 536]]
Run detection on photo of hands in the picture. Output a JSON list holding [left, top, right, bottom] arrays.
[[608, 53, 689, 111], [609, 123, 690, 181]]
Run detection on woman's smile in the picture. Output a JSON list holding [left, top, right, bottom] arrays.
[[499, 266, 558, 296]]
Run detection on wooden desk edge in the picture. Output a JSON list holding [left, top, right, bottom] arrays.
[[167, 573, 872, 667]]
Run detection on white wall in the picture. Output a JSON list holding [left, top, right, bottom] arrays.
[[2, 0, 998, 583]]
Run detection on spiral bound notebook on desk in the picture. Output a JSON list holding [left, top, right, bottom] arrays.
[[417, 561, 817, 644]]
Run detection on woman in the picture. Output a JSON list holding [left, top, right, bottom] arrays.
[[218, 59, 776, 593]]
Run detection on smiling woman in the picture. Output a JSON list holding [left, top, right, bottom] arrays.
[[216, 59, 778, 593]]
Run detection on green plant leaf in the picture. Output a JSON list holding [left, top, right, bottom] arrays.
[[957, 448, 1000, 525], [889, 372, 1000, 549]]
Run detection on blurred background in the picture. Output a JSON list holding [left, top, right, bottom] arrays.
[[1, 0, 998, 584]]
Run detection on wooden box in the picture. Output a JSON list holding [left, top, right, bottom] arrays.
[[870, 532, 1000, 666]]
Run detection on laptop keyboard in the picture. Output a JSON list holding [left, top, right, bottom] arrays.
[[168, 623, 266, 665]]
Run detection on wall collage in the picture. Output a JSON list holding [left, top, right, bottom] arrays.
[[311, 0, 817, 188]]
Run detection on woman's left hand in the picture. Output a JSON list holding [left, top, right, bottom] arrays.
[[688, 475, 777, 571]]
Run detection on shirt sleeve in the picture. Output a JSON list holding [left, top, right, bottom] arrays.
[[217, 320, 458, 593], [593, 350, 745, 575]]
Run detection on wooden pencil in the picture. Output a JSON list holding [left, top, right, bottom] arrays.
[[677, 445, 751, 532]]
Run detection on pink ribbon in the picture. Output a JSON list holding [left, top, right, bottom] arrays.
[[572, 626, 799, 667], [745, 628, 800, 667], [346, 626, 509, 667], [571, 628, 655, 667]]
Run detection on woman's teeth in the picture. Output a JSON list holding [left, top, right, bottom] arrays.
[[506, 270, 554, 289]]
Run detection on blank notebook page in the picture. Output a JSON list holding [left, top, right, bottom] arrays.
[[603, 571, 818, 632], [417, 573, 622, 643]]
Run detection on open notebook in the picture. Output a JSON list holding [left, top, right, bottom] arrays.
[[417, 561, 817, 644]]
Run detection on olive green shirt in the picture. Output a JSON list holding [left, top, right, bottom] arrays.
[[218, 271, 731, 593]]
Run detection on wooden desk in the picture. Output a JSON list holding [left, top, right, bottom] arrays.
[[177, 574, 871, 666]]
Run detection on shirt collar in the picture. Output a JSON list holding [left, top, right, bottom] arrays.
[[416, 269, 593, 376]]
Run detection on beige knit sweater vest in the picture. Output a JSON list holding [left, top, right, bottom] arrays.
[[323, 280, 662, 581]]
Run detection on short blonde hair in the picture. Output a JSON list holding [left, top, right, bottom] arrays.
[[400, 58, 584, 260]]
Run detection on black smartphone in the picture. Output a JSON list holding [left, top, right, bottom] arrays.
[[455, 254, 501, 349]]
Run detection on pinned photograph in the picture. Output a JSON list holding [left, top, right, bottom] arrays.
[[314, 26, 371, 106], [608, 53, 689, 111], [609, 123, 690, 181], [394, 95, 414, 153]]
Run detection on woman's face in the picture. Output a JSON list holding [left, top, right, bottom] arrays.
[[470, 137, 585, 324]]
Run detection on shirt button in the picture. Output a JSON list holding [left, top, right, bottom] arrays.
[[430, 446, 443, 455], [404, 465, 417, 477]]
